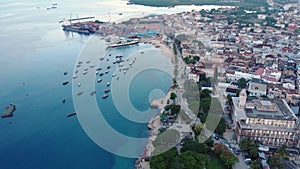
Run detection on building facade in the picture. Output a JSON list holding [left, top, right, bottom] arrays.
[[248, 78, 268, 97], [232, 89, 299, 148]]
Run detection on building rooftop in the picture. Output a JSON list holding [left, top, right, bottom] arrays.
[[250, 78, 268, 85], [238, 120, 297, 132], [233, 96, 297, 121], [245, 98, 297, 121]]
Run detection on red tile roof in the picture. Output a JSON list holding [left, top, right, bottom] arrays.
[[268, 84, 283, 90], [262, 76, 279, 82], [254, 67, 265, 76], [288, 25, 298, 31]]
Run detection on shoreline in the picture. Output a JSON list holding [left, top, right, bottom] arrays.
[[135, 42, 176, 169]]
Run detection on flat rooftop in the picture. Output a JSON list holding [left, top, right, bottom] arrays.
[[238, 120, 297, 131], [245, 98, 297, 121]]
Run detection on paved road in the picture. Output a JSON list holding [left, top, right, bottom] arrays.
[[175, 54, 197, 123], [233, 155, 249, 169]]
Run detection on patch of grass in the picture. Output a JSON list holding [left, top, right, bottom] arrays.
[[152, 129, 180, 156], [207, 153, 227, 169]]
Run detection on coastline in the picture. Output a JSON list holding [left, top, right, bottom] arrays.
[[135, 41, 175, 169]]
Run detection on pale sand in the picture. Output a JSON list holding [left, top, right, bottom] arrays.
[[148, 39, 175, 60]]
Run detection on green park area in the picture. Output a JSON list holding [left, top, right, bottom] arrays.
[[130, 0, 269, 9]]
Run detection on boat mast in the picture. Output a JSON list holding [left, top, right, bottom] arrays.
[[108, 12, 111, 23], [69, 13, 72, 25]]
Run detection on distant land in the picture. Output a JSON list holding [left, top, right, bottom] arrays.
[[130, 0, 269, 9]]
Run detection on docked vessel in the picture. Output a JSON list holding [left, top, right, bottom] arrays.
[[62, 19, 97, 35], [1, 103, 16, 118], [102, 94, 109, 99], [104, 89, 111, 93], [98, 79, 102, 83], [107, 82, 110, 86], [107, 40, 139, 48]]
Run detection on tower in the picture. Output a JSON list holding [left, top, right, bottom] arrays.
[[238, 89, 247, 109]]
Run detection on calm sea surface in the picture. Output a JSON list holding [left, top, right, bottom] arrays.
[[0, 1, 224, 168]]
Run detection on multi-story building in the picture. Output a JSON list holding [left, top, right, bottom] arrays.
[[232, 89, 299, 148], [248, 78, 268, 97]]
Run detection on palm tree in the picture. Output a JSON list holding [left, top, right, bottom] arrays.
[[250, 159, 260, 169], [276, 144, 287, 159], [248, 142, 259, 159], [239, 138, 251, 151]]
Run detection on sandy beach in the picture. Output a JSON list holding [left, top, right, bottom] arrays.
[[146, 39, 175, 60]]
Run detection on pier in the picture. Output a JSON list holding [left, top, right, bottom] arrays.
[[59, 16, 95, 23]]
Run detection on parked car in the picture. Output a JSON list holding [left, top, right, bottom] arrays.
[[244, 158, 251, 165]]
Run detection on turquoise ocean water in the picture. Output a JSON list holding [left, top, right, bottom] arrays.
[[0, 0, 173, 169], [0, 0, 224, 168]]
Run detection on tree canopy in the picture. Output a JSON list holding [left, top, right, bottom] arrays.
[[214, 143, 239, 168], [239, 138, 259, 159], [215, 118, 226, 136], [237, 77, 247, 89], [170, 92, 177, 100], [165, 104, 181, 115], [150, 148, 209, 169]]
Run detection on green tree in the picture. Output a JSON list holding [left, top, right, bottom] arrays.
[[239, 138, 251, 151], [248, 142, 259, 159], [170, 92, 177, 100], [165, 105, 181, 115], [227, 94, 232, 104], [239, 138, 259, 159], [192, 124, 204, 137], [265, 16, 276, 26], [215, 118, 226, 136], [250, 159, 260, 169], [181, 139, 209, 154], [214, 143, 238, 168], [150, 148, 179, 169], [268, 154, 283, 169], [237, 77, 247, 88], [204, 137, 214, 147], [220, 151, 238, 168], [200, 97, 211, 114], [172, 78, 178, 88], [179, 151, 208, 169], [173, 43, 177, 56], [276, 144, 287, 159], [200, 89, 211, 99], [199, 113, 208, 123]]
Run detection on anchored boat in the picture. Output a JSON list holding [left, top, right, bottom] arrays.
[[1, 103, 16, 118]]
